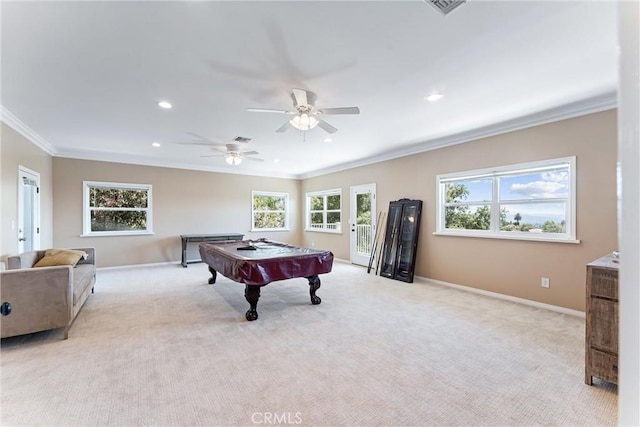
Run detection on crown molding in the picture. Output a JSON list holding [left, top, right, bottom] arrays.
[[54, 149, 300, 180], [298, 92, 617, 179], [0, 105, 57, 155]]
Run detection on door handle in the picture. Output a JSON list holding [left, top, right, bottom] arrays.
[[18, 238, 26, 242]]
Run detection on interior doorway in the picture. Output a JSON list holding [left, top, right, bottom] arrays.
[[349, 183, 377, 266], [18, 166, 41, 253]]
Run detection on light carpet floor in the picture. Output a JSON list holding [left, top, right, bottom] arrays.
[[1, 261, 617, 426]]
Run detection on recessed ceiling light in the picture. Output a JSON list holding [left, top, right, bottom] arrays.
[[425, 93, 444, 102], [157, 101, 172, 109], [273, 159, 280, 163], [323, 137, 333, 143], [152, 142, 161, 147]]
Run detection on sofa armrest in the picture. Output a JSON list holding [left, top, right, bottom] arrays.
[[7, 250, 44, 269], [0, 266, 73, 338], [75, 247, 96, 266]]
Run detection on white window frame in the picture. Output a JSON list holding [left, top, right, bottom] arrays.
[[251, 191, 290, 231], [305, 188, 342, 234], [82, 181, 153, 236], [434, 157, 579, 243]]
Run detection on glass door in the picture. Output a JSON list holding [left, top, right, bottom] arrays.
[[395, 204, 419, 281], [18, 166, 40, 253], [379, 202, 403, 278], [349, 183, 376, 266]]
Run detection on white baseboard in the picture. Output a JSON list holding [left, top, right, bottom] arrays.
[[414, 275, 585, 318]]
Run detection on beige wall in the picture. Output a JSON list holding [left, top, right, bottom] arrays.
[[52, 158, 301, 267], [301, 110, 618, 311], [3, 110, 618, 311], [0, 123, 54, 261]]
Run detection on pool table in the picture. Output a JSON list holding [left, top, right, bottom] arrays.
[[198, 239, 334, 320]]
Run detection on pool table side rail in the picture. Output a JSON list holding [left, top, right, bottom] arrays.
[[199, 239, 334, 286]]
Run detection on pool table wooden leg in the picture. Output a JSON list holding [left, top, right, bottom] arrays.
[[244, 285, 262, 321], [208, 267, 217, 284], [307, 275, 322, 305]]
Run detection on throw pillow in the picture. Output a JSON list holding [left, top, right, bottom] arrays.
[[34, 249, 87, 268]]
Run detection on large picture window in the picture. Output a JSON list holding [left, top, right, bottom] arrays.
[[436, 157, 578, 242], [252, 191, 289, 231], [83, 181, 153, 236], [306, 189, 342, 233]]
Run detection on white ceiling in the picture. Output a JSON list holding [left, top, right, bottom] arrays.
[[1, 1, 618, 179]]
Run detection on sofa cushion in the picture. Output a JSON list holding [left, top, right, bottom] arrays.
[[34, 249, 87, 268]]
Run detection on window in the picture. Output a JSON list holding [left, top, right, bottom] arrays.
[[252, 191, 289, 231], [306, 189, 342, 233], [83, 181, 153, 236], [436, 157, 578, 242]]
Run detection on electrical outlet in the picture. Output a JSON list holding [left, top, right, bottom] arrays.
[[541, 277, 550, 288]]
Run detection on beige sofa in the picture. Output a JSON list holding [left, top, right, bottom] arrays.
[[0, 247, 96, 339]]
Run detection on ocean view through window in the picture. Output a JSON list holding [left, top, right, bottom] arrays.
[[435, 157, 578, 243]]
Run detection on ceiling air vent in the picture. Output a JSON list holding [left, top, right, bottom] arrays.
[[234, 136, 252, 143], [425, 0, 466, 16]]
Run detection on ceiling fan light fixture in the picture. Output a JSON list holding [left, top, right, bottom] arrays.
[[225, 153, 242, 165], [289, 113, 319, 131], [425, 93, 444, 102]]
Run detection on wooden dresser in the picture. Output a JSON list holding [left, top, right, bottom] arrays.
[[585, 254, 619, 385]]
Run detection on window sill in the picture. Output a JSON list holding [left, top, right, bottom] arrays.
[[433, 231, 580, 244], [81, 231, 155, 237]]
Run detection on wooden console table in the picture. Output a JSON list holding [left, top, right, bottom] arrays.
[[180, 233, 244, 267]]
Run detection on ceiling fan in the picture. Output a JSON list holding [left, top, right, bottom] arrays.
[[176, 132, 252, 147], [201, 143, 264, 166], [176, 133, 262, 165], [248, 88, 360, 134]]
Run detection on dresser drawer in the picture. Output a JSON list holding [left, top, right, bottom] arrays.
[[590, 268, 618, 299], [588, 348, 618, 384]]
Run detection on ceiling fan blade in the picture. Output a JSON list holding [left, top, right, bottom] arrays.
[[240, 150, 260, 156], [247, 108, 292, 114], [176, 142, 226, 147], [243, 156, 264, 162], [276, 121, 292, 133], [317, 106, 360, 115], [291, 88, 308, 106], [200, 154, 225, 158], [317, 119, 338, 134], [186, 132, 219, 143]]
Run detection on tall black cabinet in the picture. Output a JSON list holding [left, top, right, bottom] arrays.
[[380, 199, 423, 283]]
